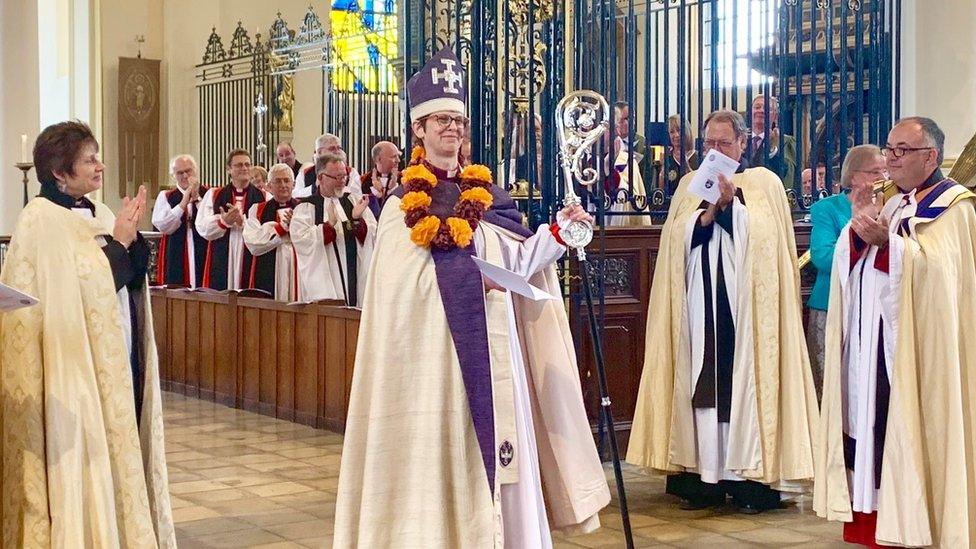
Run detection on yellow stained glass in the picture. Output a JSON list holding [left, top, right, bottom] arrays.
[[330, 0, 398, 93]]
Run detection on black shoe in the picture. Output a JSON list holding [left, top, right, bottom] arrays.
[[737, 503, 763, 515], [680, 497, 722, 510]]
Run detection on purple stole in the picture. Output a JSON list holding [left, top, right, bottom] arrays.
[[394, 163, 532, 493]]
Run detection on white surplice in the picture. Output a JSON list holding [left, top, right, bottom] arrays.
[[151, 187, 198, 287], [290, 193, 376, 304], [242, 203, 300, 301], [833, 194, 910, 514], [682, 199, 759, 484], [476, 222, 568, 548]]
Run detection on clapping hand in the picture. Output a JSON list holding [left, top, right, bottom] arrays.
[[279, 209, 294, 229], [351, 195, 370, 220], [716, 174, 736, 209], [851, 213, 890, 247], [220, 204, 244, 228], [114, 185, 147, 248], [188, 176, 201, 201]]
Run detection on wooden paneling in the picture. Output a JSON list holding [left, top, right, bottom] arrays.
[[150, 289, 361, 430], [294, 310, 320, 427], [276, 313, 296, 421]]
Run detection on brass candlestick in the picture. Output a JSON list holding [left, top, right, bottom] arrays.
[[15, 162, 33, 207]]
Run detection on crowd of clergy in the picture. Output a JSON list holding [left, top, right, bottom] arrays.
[[151, 134, 402, 306], [1, 45, 973, 549]]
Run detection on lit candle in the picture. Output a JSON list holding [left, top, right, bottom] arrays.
[[20, 134, 27, 163]]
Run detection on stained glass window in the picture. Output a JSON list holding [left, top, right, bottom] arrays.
[[330, 0, 398, 93]]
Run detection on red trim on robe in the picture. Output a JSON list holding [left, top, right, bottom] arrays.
[[353, 219, 367, 244], [873, 243, 890, 274], [550, 222, 567, 246], [156, 234, 168, 284], [843, 511, 892, 548], [274, 222, 288, 236], [322, 223, 337, 245], [202, 242, 214, 288], [850, 231, 869, 272], [217, 218, 229, 231]]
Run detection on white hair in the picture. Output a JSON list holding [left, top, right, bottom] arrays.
[[267, 163, 295, 181], [169, 154, 198, 175], [315, 133, 341, 151]]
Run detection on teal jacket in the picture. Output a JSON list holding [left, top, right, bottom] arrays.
[[807, 192, 852, 311]]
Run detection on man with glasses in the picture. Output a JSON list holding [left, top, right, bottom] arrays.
[[242, 163, 301, 301], [196, 148, 270, 290], [806, 145, 886, 400], [291, 152, 374, 305], [152, 154, 208, 287], [815, 117, 976, 547], [629, 109, 818, 515], [294, 133, 363, 198]]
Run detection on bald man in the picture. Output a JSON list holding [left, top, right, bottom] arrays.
[[276, 141, 303, 178], [362, 141, 401, 218]]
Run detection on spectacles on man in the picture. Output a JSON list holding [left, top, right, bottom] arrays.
[[323, 173, 348, 184], [704, 139, 737, 149], [881, 145, 932, 159], [428, 114, 470, 129]]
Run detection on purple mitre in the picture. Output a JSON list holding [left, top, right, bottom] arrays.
[[407, 47, 466, 121]]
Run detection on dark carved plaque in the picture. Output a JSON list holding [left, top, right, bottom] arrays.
[[118, 57, 161, 198]]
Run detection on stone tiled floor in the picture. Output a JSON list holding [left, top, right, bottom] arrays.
[[165, 393, 847, 548]]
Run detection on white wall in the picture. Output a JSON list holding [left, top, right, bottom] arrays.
[[0, 0, 41, 234], [900, 0, 976, 159]]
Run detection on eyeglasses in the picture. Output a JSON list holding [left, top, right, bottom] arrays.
[[881, 146, 932, 159], [429, 114, 469, 129], [703, 139, 737, 149], [322, 173, 348, 184]]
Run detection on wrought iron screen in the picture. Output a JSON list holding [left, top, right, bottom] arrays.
[[195, 6, 401, 184]]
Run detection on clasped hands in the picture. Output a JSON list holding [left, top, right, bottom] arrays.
[[849, 183, 889, 247], [114, 185, 148, 249]]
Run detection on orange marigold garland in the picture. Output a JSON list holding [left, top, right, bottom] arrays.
[[400, 147, 494, 250]]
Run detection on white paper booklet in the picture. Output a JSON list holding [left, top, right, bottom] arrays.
[[0, 283, 38, 312], [688, 149, 740, 204], [471, 257, 559, 301]]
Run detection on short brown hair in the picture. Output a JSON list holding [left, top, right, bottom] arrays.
[[225, 148, 251, 167], [315, 152, 346, 175], [703, 109, 748, 139], [33, 120, 98, 184]]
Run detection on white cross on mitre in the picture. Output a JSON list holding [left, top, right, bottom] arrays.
[[430, 58, 462, 94]]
